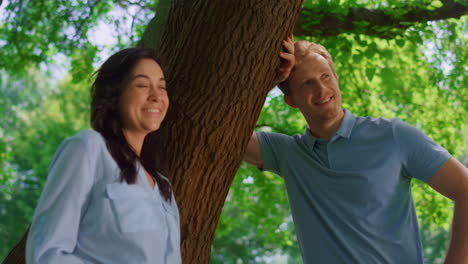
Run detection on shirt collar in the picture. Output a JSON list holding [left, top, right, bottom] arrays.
[[303, 128, 317, 149], [302, 109, 356, 147], [335, 109, 356, 139]]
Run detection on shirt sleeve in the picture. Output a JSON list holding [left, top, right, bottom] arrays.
[[392, 119, 451, 182], [26, 134, 97, 264], [256, 131, 294, 176]]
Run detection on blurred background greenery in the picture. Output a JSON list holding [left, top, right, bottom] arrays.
[[0, 0, 466, 263]]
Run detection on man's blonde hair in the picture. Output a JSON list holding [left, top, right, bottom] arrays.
[[278, 40, 337, 95]]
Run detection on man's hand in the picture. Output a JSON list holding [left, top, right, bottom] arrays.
[[274, 34, 295, 85]]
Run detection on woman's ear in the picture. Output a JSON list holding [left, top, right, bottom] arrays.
[[284, 94, 297, 108]]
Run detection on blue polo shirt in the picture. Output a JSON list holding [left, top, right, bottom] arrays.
[[257, 109, 451, 264]]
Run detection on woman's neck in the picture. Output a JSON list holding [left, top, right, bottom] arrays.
[[121, 129, 146, 156]]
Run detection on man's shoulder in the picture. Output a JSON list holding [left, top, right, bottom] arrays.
[[350, 115, 404, 137], [354, 115, 398, 129], [346, 115, 405, 143], [256, 131, 305, 147], [257, 130, 304, 140]]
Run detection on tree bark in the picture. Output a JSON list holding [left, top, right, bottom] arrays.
[[140, 0, 303, 262], [2, 228, 28, 264], [2, 0, 303, 263]]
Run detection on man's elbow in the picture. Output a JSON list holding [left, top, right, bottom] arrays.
[[243, 156, 263, 169]]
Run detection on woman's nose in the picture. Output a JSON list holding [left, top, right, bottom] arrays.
[[148, 88, 160, 101]]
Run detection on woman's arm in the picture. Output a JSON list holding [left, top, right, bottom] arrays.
[[26, 135, 96, 264]]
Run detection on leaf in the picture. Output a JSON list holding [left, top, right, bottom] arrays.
[[430, 1, 443, 9], [366, 67, 376, 81], [396, 38, 405, 47]]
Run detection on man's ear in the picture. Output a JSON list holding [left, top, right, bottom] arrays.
[[284, 94, 297, 108]]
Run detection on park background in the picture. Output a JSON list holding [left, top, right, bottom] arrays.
[[0, 0, 467, 263]]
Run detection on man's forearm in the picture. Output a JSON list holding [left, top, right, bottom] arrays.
[[444, 197, 468, 264]]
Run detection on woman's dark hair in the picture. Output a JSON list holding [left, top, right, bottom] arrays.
[[90, 47, 172, 202]]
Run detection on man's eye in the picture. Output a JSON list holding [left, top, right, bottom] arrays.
[[136, 84, 149, 88]]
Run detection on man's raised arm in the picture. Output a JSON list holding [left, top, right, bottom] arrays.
[[244, 132, 262, 168], [243, 35, 295, 168], [427, 158, 468, 264]]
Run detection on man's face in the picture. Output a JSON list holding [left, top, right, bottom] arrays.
[[285, 53, 342, 123]]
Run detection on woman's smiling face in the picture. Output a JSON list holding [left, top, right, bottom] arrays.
[[119, 58, 169, 136]]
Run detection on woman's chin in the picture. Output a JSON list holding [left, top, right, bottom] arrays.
[[146, 123, 162, 133]]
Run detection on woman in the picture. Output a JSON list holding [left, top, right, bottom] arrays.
[[26, 48, 181, 263]]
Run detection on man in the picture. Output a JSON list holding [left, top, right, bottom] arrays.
[[244, 38, 468, 263]]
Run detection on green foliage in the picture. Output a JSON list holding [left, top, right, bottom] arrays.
[[306, 19, 464, 263], [0, 142, 15, 195], [214, 16, 466, 264], [301, 0, 465, 39], [0, 72, 91, 260], [0, 0, 466, 263], [212, 165, 299, 263], [211, 96, 308, 261], [0, 0, 115, 76]]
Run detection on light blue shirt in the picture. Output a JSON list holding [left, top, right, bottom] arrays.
[[26, 130, 181, 264], [257, 109, 451, 264]]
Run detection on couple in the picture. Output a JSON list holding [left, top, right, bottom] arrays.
[[27, 37, 468, 263]]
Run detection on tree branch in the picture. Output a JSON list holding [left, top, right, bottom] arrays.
[[138, 0, 171, 48], [295, 0, 468, 39]]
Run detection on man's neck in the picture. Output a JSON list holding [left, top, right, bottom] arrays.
[[305, 110, 345, 141]]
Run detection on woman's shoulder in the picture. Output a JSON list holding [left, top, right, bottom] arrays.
[[47, 130, 108, 172], [72, 130, 105, 145], [58, 130, 107, 155]]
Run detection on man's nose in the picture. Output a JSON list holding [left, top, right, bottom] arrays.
[[314, 82, 327, 97]]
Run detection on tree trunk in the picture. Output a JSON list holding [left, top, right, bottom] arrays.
[[2, 1, 303, 263], [141, 0, 303, 262], [2, 228, 28, 264]]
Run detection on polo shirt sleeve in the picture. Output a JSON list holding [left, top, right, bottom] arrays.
[[256, 131, 293, 176], [392, 119, 451, 182], [26, 133, 97, 264]]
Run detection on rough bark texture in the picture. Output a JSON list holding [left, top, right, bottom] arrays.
[[2, 1, 302, 264], [1, 0, 466, 263], [295, 0, 468, 38], [2, 228, 27, 264], [140, 0, 303, 262]]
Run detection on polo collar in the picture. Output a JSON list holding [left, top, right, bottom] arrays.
[[302, 109, 356, 148], [335, 109, 356, 139]]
